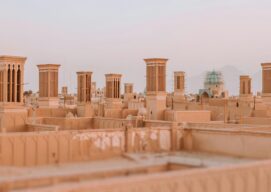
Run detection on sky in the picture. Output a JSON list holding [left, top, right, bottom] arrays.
[[1, 0, 271, 94]]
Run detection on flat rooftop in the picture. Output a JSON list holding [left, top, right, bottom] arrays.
[[0, 151, 255, 191]]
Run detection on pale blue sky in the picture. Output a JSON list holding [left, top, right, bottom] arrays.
[[1, 0, 271, 94]]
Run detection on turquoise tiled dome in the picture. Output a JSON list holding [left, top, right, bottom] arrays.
[[204, 71, 224, 85]]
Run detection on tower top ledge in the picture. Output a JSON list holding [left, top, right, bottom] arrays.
[[37, 64, 61, 69], [105, 74, 122, 78], [0, 55, 27, 63], [144, 58, 168, 64], [261, 63, 271, 68]]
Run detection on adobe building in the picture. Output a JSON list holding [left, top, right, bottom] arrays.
[[104, 74, 122, 104], [239, 75, 253, 101], [37, 64, 60, 108], [173, 71, 185, 109], [91, 82, 96, 97], [103, 74, 123, 117], [124, 83, 134, 101], [0, 55, 27, 132], [77, 72, 92, 104], [0, 56, 26, 106], [261, 63, 271, 102], [105, 74, 122, 99], [61, 86, 68, 96], [2, 54, 271, 192], [199, 71, 228, 103], [76, 71, 93, 117], [145, 58, 168, 120]]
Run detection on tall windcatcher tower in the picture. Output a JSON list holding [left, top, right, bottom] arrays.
[[105, 74, 122, 99], [261, 63, 271, 102], [104, 74, 122, 109], [124, 83, 134, 101], [76, 71, 93, 117], [0, 55, 26, 105], [240, 75, 252, 98], [0, 55, 27, 132], [174, 71, 185, 95], [77, 72, 92, 104], [145, 58, 168, 120], [37, 64, 60, 108]]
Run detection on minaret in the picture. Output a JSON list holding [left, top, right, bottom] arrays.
[[37, 64, 60, 108], [145, 58, 168, 120]]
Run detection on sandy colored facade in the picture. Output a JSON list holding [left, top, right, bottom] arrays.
[[105, 73, 122, 99], [240, 75, 252, 96], [37, 64, 61, 108], [0, 56, 26, 104], [61, 86, 68, 96], [1, 54, 271, 191], [124, 83, 134, 102], [104, 74, 123, 115], [145, 58, 168, 120], [0, 56, 27, 133], [76, 71, 93, 117]]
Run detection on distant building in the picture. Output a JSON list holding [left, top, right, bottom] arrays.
[[199, 70, 228, 99]]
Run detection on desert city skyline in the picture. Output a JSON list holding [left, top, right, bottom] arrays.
[[1, 0, 271, 94], [1, 1, 271, 192]]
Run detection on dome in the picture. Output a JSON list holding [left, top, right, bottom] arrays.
[[204, 71, 224, 85]]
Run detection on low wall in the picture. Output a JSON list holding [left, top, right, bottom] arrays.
[[28, 108, 76, 118], [103, 108, 138, 119], [93, 117, 136, 129], [41, 117, 94, 130], [178, 100, 253, 121], [27, 123, 59, 131], [3, 122, 271, 166], [144, 120, 173, 128], [121, 109, 138, 118], [185, 122, 271, 130], [0, 126, 176, 167], [28, 117, 137, 131], [0, 129, 125, 166], [240, 117, 271, 125], [127, 127, 175, 153], [165, 110, 211, 123], [17, 160, 271, 192], [0, 110, 28, 132], [183, 128, 271, 159], [104, 109, 122, 118]]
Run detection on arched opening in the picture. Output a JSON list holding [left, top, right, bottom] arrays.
[[243, 81, 246, 94], [248, 80, 251, 94], [201, 92, 210, 104], [7, 65, 10, 102], [17, 67, 21, 102], [12, 66, 15, 102], [0, 70, 3, 102]]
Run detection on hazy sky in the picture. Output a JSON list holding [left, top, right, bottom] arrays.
[[1, 0, 271, 93]]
